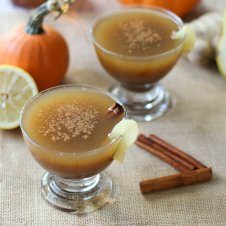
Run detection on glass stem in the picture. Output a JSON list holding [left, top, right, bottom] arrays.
[[51, 174, 100, 193]]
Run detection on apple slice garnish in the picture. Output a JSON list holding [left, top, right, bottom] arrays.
[[172, 25, 196, 53], [110, 119, 138, 163]]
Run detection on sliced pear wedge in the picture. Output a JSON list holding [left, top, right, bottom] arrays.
[[172, 25, 196, 53], [216, 10, 226, 77], [110, 119, 138, 163]]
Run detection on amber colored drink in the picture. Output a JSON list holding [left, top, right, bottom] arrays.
[[21, 86, 124, 179], [92, 8, 183, 90]]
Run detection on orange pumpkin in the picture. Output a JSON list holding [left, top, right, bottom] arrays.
[[12, 0, 45, 9], [120, 0, 200, 17], [0, 2, 69, 91]]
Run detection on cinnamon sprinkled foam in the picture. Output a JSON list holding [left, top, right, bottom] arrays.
[[119, 20, 162, 53], [38, 101, 99, 142]]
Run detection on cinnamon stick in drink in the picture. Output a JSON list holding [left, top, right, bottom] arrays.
[[136, 135, 191, 173], [149, 135, 206, 169], [107, 103, 124, 117], [140, 168, 212, 194]]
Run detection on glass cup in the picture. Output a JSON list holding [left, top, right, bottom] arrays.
[[20, 84, 126, 214], [91, 7, 185, 122]]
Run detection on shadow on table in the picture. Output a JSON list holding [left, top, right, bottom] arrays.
[[1, 127, 23, 142], [2, 127, 22, 138]]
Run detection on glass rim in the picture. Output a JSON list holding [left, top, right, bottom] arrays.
[[90, 6, 185, 61], [20, 84, 126, 156]]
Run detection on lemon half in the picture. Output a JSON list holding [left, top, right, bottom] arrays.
[[110, 119, 138, 163], [0, 65, 38, 130]]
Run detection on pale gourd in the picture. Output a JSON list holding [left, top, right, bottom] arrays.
[[216, 10, 226, 77]]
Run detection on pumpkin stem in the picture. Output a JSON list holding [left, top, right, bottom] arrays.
[[26, 0, 76, 35]]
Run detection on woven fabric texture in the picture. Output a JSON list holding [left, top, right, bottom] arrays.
[[0, 0, 226, 225]]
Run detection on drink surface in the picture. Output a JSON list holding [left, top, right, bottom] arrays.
[[22, 87, 124, 153], [93, 10, 180, 57]]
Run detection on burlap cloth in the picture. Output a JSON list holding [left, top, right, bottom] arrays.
[[1, 0, 226, 225]]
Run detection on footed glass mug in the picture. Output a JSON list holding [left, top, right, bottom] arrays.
[[20, 84, 127, 214], [91, 7, 190, 122]]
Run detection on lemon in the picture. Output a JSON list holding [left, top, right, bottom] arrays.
[[172, 25, 196, 53], [216, 10, 226, 77], [110, 119, 138, 163], [0, 65, 38, 130]]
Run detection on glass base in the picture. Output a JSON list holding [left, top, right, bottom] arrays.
[[110, 84, 171, 122], [41, 172, 113, 214]]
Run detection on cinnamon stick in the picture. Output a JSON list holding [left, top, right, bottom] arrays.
[[138, 134, 195, 171], [140, 168, 212, 194], [149, 134, 206, 169], [107, 103, 124, 117], [136, 137, 191, 173]]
